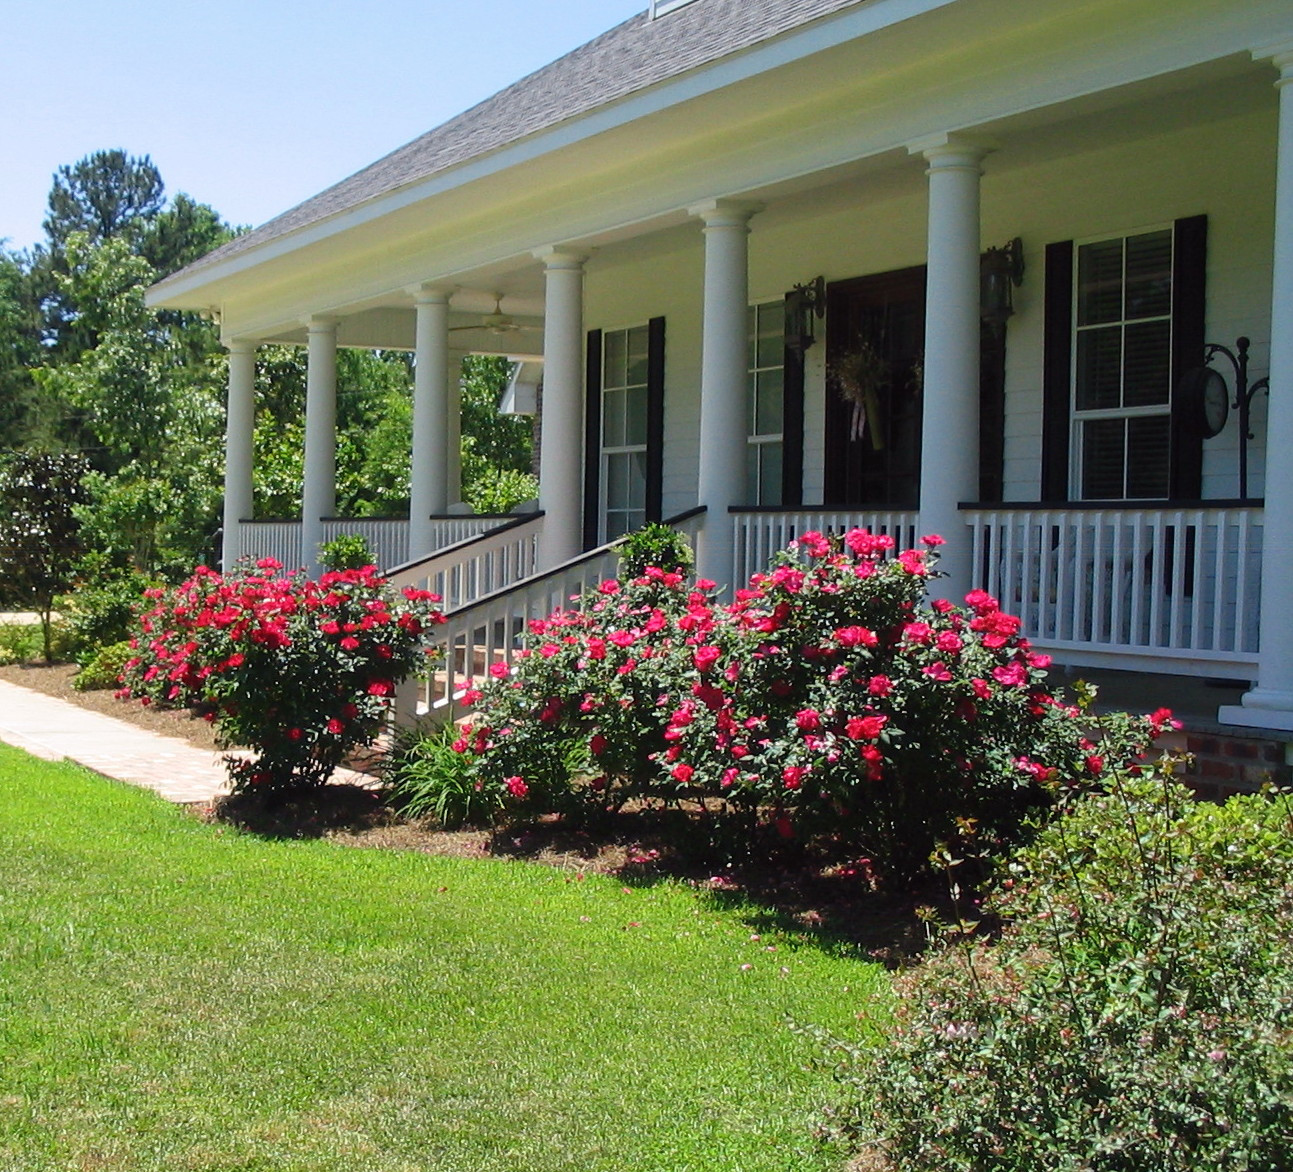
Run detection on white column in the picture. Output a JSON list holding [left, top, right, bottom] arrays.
[[909, 133, 993, 602], [1221, 45, 1293, 731], [691, 199, 761, 590], [534, 248, 587, 568], [409, 287, 451, 559], [221, 340, 256, 571], [301, 317, 338, 577]]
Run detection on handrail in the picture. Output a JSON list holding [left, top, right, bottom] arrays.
[[385, 512, 544, 582], [960, 499, 1266, 512]]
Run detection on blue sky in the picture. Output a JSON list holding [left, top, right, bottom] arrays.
[[1, 0, 645, 253]]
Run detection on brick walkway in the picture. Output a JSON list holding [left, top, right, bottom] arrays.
[[0, 680, 370, 804]]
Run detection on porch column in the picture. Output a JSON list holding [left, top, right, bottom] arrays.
[[221, 339, 256, 571], [409, 287, 451, 560], [302, 316, 338, 577], [534, 248, 587, 569], [692, 199, 761, 590], [1221, 45, 1293, 732], [910, 134, 992, 602]]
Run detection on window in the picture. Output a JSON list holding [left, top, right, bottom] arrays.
[[601, 324, 650, 540], [747, 301, 784, 505], [1041, 216, 1205, 504], [649, 0, 700, 16], [1071, 229, 1174, 499]]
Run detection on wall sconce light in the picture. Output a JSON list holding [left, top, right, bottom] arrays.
[[785, 275, 825, 352], [1181, 335, 1270, 500], [980, 237, 1025, 326]]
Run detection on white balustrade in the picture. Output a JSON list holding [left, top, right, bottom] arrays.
[[388, 513, 544, 611], [237, 521, 303, 571], [731, 508, 919, 588], [964, 505, 1263, 677]]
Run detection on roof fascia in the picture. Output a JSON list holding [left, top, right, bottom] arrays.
[[147, 0, 957, 308]]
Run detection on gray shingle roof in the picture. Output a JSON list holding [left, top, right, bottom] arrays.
[[175, 0, 864, 280]]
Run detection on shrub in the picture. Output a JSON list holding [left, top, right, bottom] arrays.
[[617, 521, 694, 579], [319, 534, 376, 573], [820, 766, 1293, 1170], [460, 531, 1162, 881], [119, 560, 444, 794], [0, 620, 73, 665], [382, 723, 504, 828], [65, 561, 158, 666], [73, 640, 134, 691]]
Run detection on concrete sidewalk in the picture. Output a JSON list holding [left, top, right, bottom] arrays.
[[0, 680, 377, 804]]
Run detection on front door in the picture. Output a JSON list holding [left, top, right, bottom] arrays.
[[824, 266, 927, 507]]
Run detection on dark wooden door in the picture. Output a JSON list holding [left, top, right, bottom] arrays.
[[825, 266, 927, 508], [825, 265, 1007, 507]]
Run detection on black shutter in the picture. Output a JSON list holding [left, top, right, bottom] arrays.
[[782, 291, 805, 506], [646, 316, 665, 523], [1170, 214, 1207, 501], [582, 329, 602, 551], [1041, 240, 1074, 502]]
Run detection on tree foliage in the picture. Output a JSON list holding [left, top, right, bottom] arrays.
[[0, 451, 89, 661]]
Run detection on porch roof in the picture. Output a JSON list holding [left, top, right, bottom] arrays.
[[156, 0, 866, 290]]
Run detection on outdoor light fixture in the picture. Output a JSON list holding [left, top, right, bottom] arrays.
[[980, 237, 1025, 325], [785, 275, 826, 352], [1179, 335, 1270, 500]]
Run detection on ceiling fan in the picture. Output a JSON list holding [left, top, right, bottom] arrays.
[[448, 294, 539, 336]]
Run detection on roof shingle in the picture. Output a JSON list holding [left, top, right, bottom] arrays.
[[177, 0, 863, 278]]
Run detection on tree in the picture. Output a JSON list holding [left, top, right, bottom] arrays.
[[41, 150, 164, 254], [0, 452, 89, 662], [32, 234, 226, 573], [0, 249, 43, 446]]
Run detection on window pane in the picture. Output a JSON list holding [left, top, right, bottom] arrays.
[[626, 325, 650, 386], [625, 385, 648, 447], [606, 452, 629, 509], [759, 441, 783, 506], [603, 330, 627, 389], [602, 387, 625, 447], [1081, 418, 1126, 500], [1077, 238, 1124, 326], [746, 305, 757, 369], [745, 443, 759, 504], [1125, 230, 1172, 320], [1075, 327, 1122, 410], [1124, 319, 1172, 407], [629, 451, 647, 508], [756, 368, 784, 435], [1127, 416, 1171, 498], [747, 372, 758, 433], [756, 305, 783, 368]]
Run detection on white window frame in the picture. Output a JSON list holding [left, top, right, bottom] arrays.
[[600, 323, 650, 542], [650, 0, 700, 17], [747, 300, 785, 507], [1069, 223, 1175, 502]]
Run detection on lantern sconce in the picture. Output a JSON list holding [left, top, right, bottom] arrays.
[[980, 237, 1025, 326], [785, 275, 826, 353]]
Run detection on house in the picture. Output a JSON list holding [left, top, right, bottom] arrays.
[[148, 0, 1293, 743]]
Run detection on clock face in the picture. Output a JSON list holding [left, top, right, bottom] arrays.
[[1202, 369, 1229, 438]]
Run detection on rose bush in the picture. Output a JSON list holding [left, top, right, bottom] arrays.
[[119, 559, 443, 793], [459, 530, 1169, 881]]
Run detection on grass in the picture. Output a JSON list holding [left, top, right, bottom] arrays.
[[0, 744, 885, 1171]]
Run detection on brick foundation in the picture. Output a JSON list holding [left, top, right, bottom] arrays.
[[1154, 728, 1291, 801]]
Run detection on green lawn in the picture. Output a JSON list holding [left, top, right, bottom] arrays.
[[0, 744, 882, 1171]]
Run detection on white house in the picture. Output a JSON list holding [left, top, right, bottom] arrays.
[[148, 0, 1293, 737]]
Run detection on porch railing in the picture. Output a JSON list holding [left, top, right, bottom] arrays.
[[234, 514, 515, 573], [962, 503, 1263, 677], [396, 507, 708, 724], [239, 520, 303, 570], [731, 506, 919, 588]]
